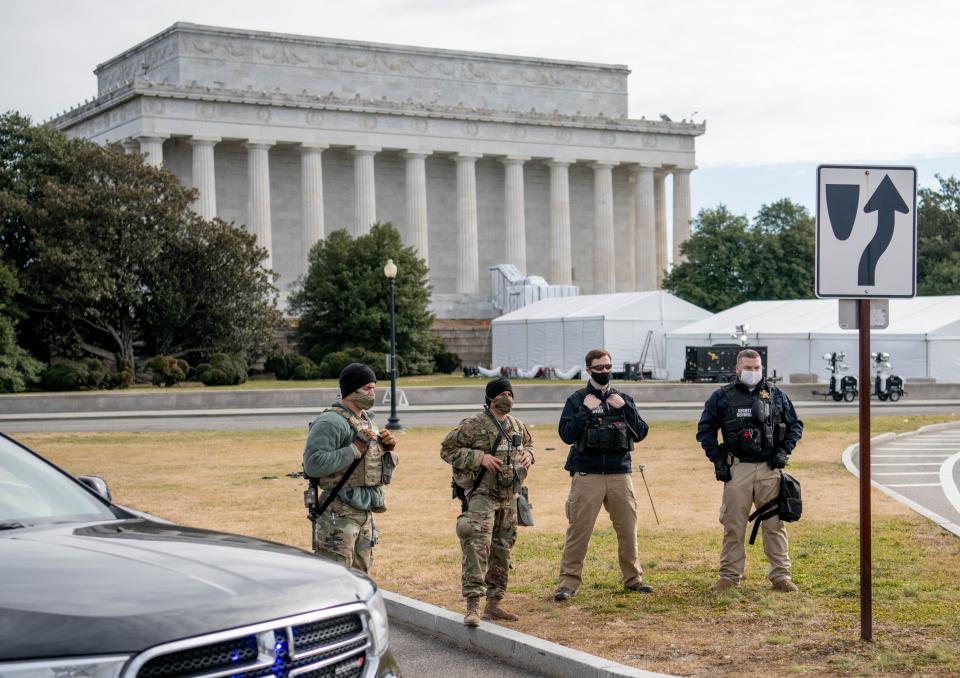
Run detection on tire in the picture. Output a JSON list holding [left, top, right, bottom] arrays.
[[889, 390, 902, 402], [832, 393, 843, 402], [843, 390, 856, 402], [878, 392, 888, 401]]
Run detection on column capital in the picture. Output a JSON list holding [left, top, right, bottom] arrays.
[[188, 135, 221, 146], [300, 142, 329, 152], [631, 164, 658, 174], [590, 160, 617, 170], [454, 152, 482, 162], [121, 139, 140, 153], [401, 150, 431, 160], [244, 139, 275, 150], [546, 159, 574, 169], [499, 155, 530, 165], [350, 146, 381, 156], [672, 165, 697, 174], [135, 133, 168, 141]]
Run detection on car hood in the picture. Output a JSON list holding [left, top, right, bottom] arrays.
[[0, 519, 373, 660]]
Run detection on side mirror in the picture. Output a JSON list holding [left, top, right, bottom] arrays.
[[78, 476, 112, 501]]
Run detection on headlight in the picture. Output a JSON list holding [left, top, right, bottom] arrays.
[[0, 656, 129, 677], [367, 588, 390, 655]]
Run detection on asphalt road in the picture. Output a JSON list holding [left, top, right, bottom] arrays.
[[388, 622, 542, 677], [3, 400, 958, 433], [850, 427, 960, 536]]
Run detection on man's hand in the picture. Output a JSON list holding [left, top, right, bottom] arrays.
[[480, 454, 503, 473], [714, 460, 732, 483], [768, 451, 789, 469], [583, 394, 602, 411], [519, 451, 533, 469], [606, 393, 625, 409], [378, 428, 397, 451]]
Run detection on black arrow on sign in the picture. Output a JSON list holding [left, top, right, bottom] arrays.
[[859, 174, 909, 287]]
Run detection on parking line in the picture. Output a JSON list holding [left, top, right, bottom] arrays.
[[872, 462, 943, 466], [885, 483, 942, 488], [873, 472, 940, 476], [872, 454, 951, 458]]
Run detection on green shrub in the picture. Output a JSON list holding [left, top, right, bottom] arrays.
[[265, 353, 321, 381], [315, 347, 387, 381], [145, 355, 189, 387], [40, 358, 108, 391], [434, 350, 462, 374], [195, 353, 247, 386]]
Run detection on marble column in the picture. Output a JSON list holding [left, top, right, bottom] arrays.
[[245, 140, 275, 270], [351, 147, 379, 235], [189, 136, 219, 221], [633, 166, 657, 290], [501, 156, 529, 273], [121, 139, 139, 155], [672, 168, 693, 264], [547, 160, 573, 285], [402, 152, 429, 267], [455, 153, 481, 295], [654, 169, 669, 284], [300, 143, 327, 273], [592, 162, 616, 294], [136, 135, 166, 167]]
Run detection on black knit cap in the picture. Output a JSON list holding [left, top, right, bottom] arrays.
[[339, 363, 377, 398], [485, 377, 513, 405]]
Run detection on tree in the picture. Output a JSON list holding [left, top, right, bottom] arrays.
[[0, 261, 43, 392], [290, 223, 438, 374], [663, 199, 815, 312], [0, 112, 281, 370], [917, 175, 960, 296]]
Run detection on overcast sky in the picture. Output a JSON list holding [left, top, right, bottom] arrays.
[[3, 0, 958, 217]]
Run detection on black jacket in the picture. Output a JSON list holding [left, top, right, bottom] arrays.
[[559, 383, 648, 474], [696, 379, 803, 463]]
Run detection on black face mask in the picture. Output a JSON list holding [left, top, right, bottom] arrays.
[[591, 371, 611, 386]]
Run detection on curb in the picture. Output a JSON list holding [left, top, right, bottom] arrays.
[[840, 422, 960, 537], [382, 590, 674, 678]]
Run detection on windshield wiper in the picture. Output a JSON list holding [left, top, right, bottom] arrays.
[[0, 522, 26, 531]]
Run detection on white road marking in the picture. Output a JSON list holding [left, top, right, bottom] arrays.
[[885, 483, 942, 488], [941, 452, 960, 517], [873, 472, 940, 476], [872, 454, 951, 458], [872, 462, 943, 466]]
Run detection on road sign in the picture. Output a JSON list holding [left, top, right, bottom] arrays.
[[816, 165, 917, 298]]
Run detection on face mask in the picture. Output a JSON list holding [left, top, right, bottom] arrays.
[[351, 393, 375, 410], [739, 369, 762, 387], [591, 371, 611, 386], [491, 394, 513, 414]]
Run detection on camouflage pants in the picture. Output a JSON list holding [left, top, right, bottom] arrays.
[[455, 491, 517, 599], [314, 497, 377, 573]]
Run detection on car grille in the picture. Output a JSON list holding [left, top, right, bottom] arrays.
[[126, 604, 370, 678]]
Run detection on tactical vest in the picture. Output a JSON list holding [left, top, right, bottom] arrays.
[[315, 405, 390, 490], [575, 389, 634, 455], [720, 382, 784, 461], [454, 413, 526, 496]]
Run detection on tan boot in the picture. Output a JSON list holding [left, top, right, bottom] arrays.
[[482, 597, 519, 622], [772, 578, 798, 592], [463, 596, 481, 627], [709, 578, 738, 592]]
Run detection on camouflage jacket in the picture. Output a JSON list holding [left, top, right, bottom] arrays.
[[441, 409, 534, 496]]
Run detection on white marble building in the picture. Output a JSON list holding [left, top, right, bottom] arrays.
[[51, 23, 704, 317]]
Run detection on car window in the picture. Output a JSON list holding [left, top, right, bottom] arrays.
[[0, 436, 116, 527]]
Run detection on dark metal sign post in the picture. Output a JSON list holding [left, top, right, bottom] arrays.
[[858, 299, 872, 641]]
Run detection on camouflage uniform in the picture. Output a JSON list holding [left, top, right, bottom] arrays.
[[303, 404, 397, 572], [441, 410, 534, 600]]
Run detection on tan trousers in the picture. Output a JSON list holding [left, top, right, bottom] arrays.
[[719, 459, 791, 583], [558, 473, 642, 591]]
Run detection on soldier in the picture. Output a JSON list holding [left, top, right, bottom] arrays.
[[303, 363, 398, 572], [697, 348, 803, 592], [554, 349, 651, 602], [442, 378, 534, 627]]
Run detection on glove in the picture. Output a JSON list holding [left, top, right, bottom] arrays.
[[768, 451, 789, 469], [713, 460, 732, 483]]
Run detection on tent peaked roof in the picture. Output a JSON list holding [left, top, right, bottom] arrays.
[[493, 290, 710, 323]]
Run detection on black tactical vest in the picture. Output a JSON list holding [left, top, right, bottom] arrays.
[[720, 382, 784, 462]]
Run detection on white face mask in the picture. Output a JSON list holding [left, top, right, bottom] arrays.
[[739, 369, 763, 387]]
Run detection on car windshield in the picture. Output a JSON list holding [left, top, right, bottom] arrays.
[[0, 435, 117, 527]]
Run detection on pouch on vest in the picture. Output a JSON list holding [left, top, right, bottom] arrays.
[[382, 450, 398, 485], [748, 471, 802, 545], [516, 485, 534, 527]]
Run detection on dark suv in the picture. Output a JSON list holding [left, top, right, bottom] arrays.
[[0, 432, 400, 678]]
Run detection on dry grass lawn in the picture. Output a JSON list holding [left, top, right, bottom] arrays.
[[15, 413, 960, 677]]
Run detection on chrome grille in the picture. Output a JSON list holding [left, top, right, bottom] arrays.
[[125, 604, 371, 678]]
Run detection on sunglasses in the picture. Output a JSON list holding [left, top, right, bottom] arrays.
[[589, 364, 613, 371]]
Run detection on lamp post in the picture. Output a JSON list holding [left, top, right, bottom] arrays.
[[384, 258, 402, 430]]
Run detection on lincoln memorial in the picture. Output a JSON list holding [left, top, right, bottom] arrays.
[[51, 23, 704, 318]]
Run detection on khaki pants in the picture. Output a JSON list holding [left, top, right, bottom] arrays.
[[719, 459, 791, 583], [558, 473, 642, 591]]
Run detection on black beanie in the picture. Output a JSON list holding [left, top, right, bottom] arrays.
[[339, 363, 377, 398], [485, 377, 513, 405]]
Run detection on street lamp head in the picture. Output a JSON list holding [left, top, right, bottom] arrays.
[[383, 258, 398, 279]]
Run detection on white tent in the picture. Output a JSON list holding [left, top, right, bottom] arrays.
[[664, 296, 960, 382], [492, 291, 712, 374]]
